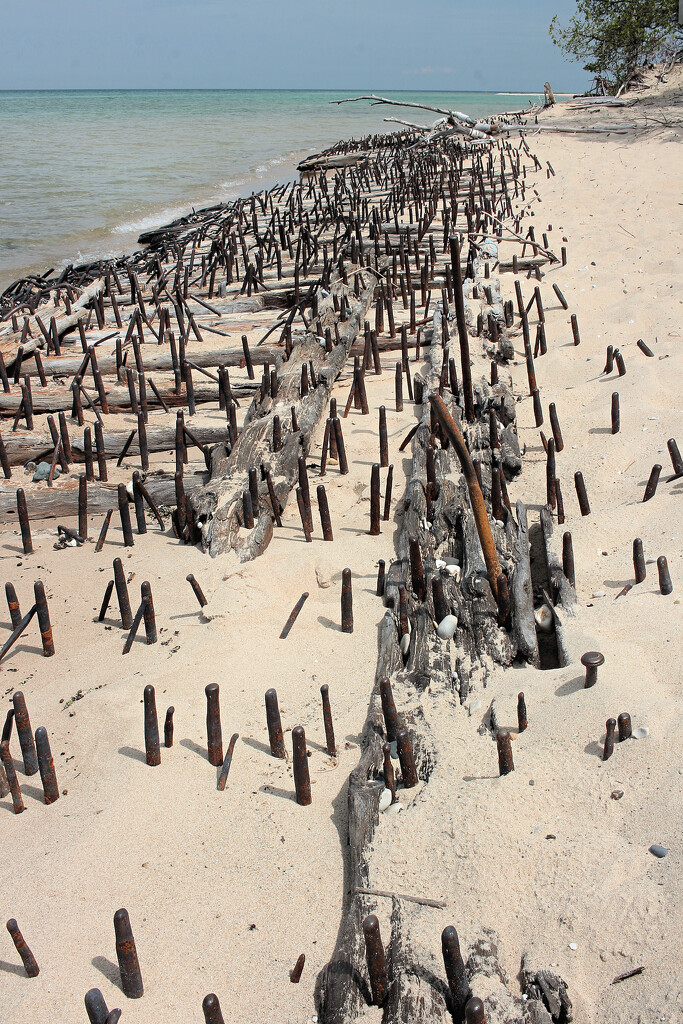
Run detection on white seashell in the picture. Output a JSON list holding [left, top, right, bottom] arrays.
[[632, 726, 649, 740], [435, 559, 446, 570], [436, 614, 458, 640], [445, 564, 461, 580], [67, 538, 78, 547], [534, 604, 553, 632], [125, 481, 134, 501], [378, 788, 392, 812], [592, 590, 606, 598], [400, 633, 410, 655]]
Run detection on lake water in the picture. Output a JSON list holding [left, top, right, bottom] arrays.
[[0, 89, 545, 292]]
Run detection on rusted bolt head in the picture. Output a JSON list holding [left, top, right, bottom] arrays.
[[581, 651, 604, 688]]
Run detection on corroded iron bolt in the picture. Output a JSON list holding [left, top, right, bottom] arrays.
[[432, 576, 449, 623], [320, 684, 336, 757], [187, 573, 208, 607], [604, 345, 614, 374], [332, 417, 349, 474], [6, 582, 21, 630], [205, 683, 223, 766], [141, 581, 157, 644], [370, 464, 381, 535], [570, 313, 580, 346], [164, 706, 174, 748], [143, 685, 161, 766], [6, 919, 39, 977], [85, 988, 118, 1024], [382, 742, 396, 803], [380, 678, 401, 742], [118, 483, 134, 547], [95, 508, 113, 553], [633, 538, 646, 583], [13, 691, 38, 775], [379, 406, 388, 467], [17, 488, 33, 554], [292, 725, 311, 806], [35, 726, 60, 804], [574, 471, 590, 516], [341, 568, 353, 632], [265, 688, 286, 759], [317, 484, 333, 541], [517, 692, 528, 733], [34, 580, 54, 657], [667, 438, 683, 477], [563, 532, 575, 587], [79, 474, 88, 540], [396, 728, 418, 788], [603, 718, 616, 761], [363, 915, 389, 1007], [532, 387, 543, 428], [383, 465, 393, 521], [114, 908, 143, 999], [0, 741, 24, 813], [497, 729, 514, 776], [242, 489, 254, 529], [618, 712, 632, 742], [202, 993, 226, 1024], [441, 926, 470, 1020], [582, 651, 604, 688], [376, 559, 386, 597], [643, 465, 661, 502], [409, 536, 425, 601], [290, 953, 306, 984], [395, 361, 403, 412], [296, 487, 312, 542], [611, 393, 620, 434], [113, 557, 133, 629], [248, 466, 259, 512], [548, 402, 564, 451], [615, 349, 626, 376], [657, 555, 672, 595], [465, 996, 488, 1024]]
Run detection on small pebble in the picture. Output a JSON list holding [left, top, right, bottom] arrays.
[[611, 790, 624, 801], [378, 788, 392, 813], [568, 943, 578, 950], [649, 844, 668, 859], [436, 614, 458, 640], [529, 779, 535, 786], [592, 590, 606, 599]]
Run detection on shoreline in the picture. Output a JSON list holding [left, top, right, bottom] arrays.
[[0, 88, 554, 296], [1, 66, 681, 1024]]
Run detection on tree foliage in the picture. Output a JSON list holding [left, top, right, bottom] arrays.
[[550, 1, 680, 91]]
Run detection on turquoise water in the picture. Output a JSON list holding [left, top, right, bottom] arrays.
[[0, 89, 544, 290]]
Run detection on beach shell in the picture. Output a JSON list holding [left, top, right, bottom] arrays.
[[445, 564, 461, 580], [632, 726, 649, 740], [400, 633, 410, 655], [435, 559, 446, 570], [436, 614, 458, 640], [125, 480, 134, 501], [592, 590, 606, 599], [534, 604, 553, 632], [378, 788, 392, 813]]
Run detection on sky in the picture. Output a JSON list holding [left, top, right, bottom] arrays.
[[0, 0, 589, 92]]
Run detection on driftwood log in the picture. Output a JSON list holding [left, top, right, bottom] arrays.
[[316, 242, 571, 1020], [0, 470, 206, 519], [188, 277, 375, 558]]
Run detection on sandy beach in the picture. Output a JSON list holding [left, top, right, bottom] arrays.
[[1, 66, 681, 1024]]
